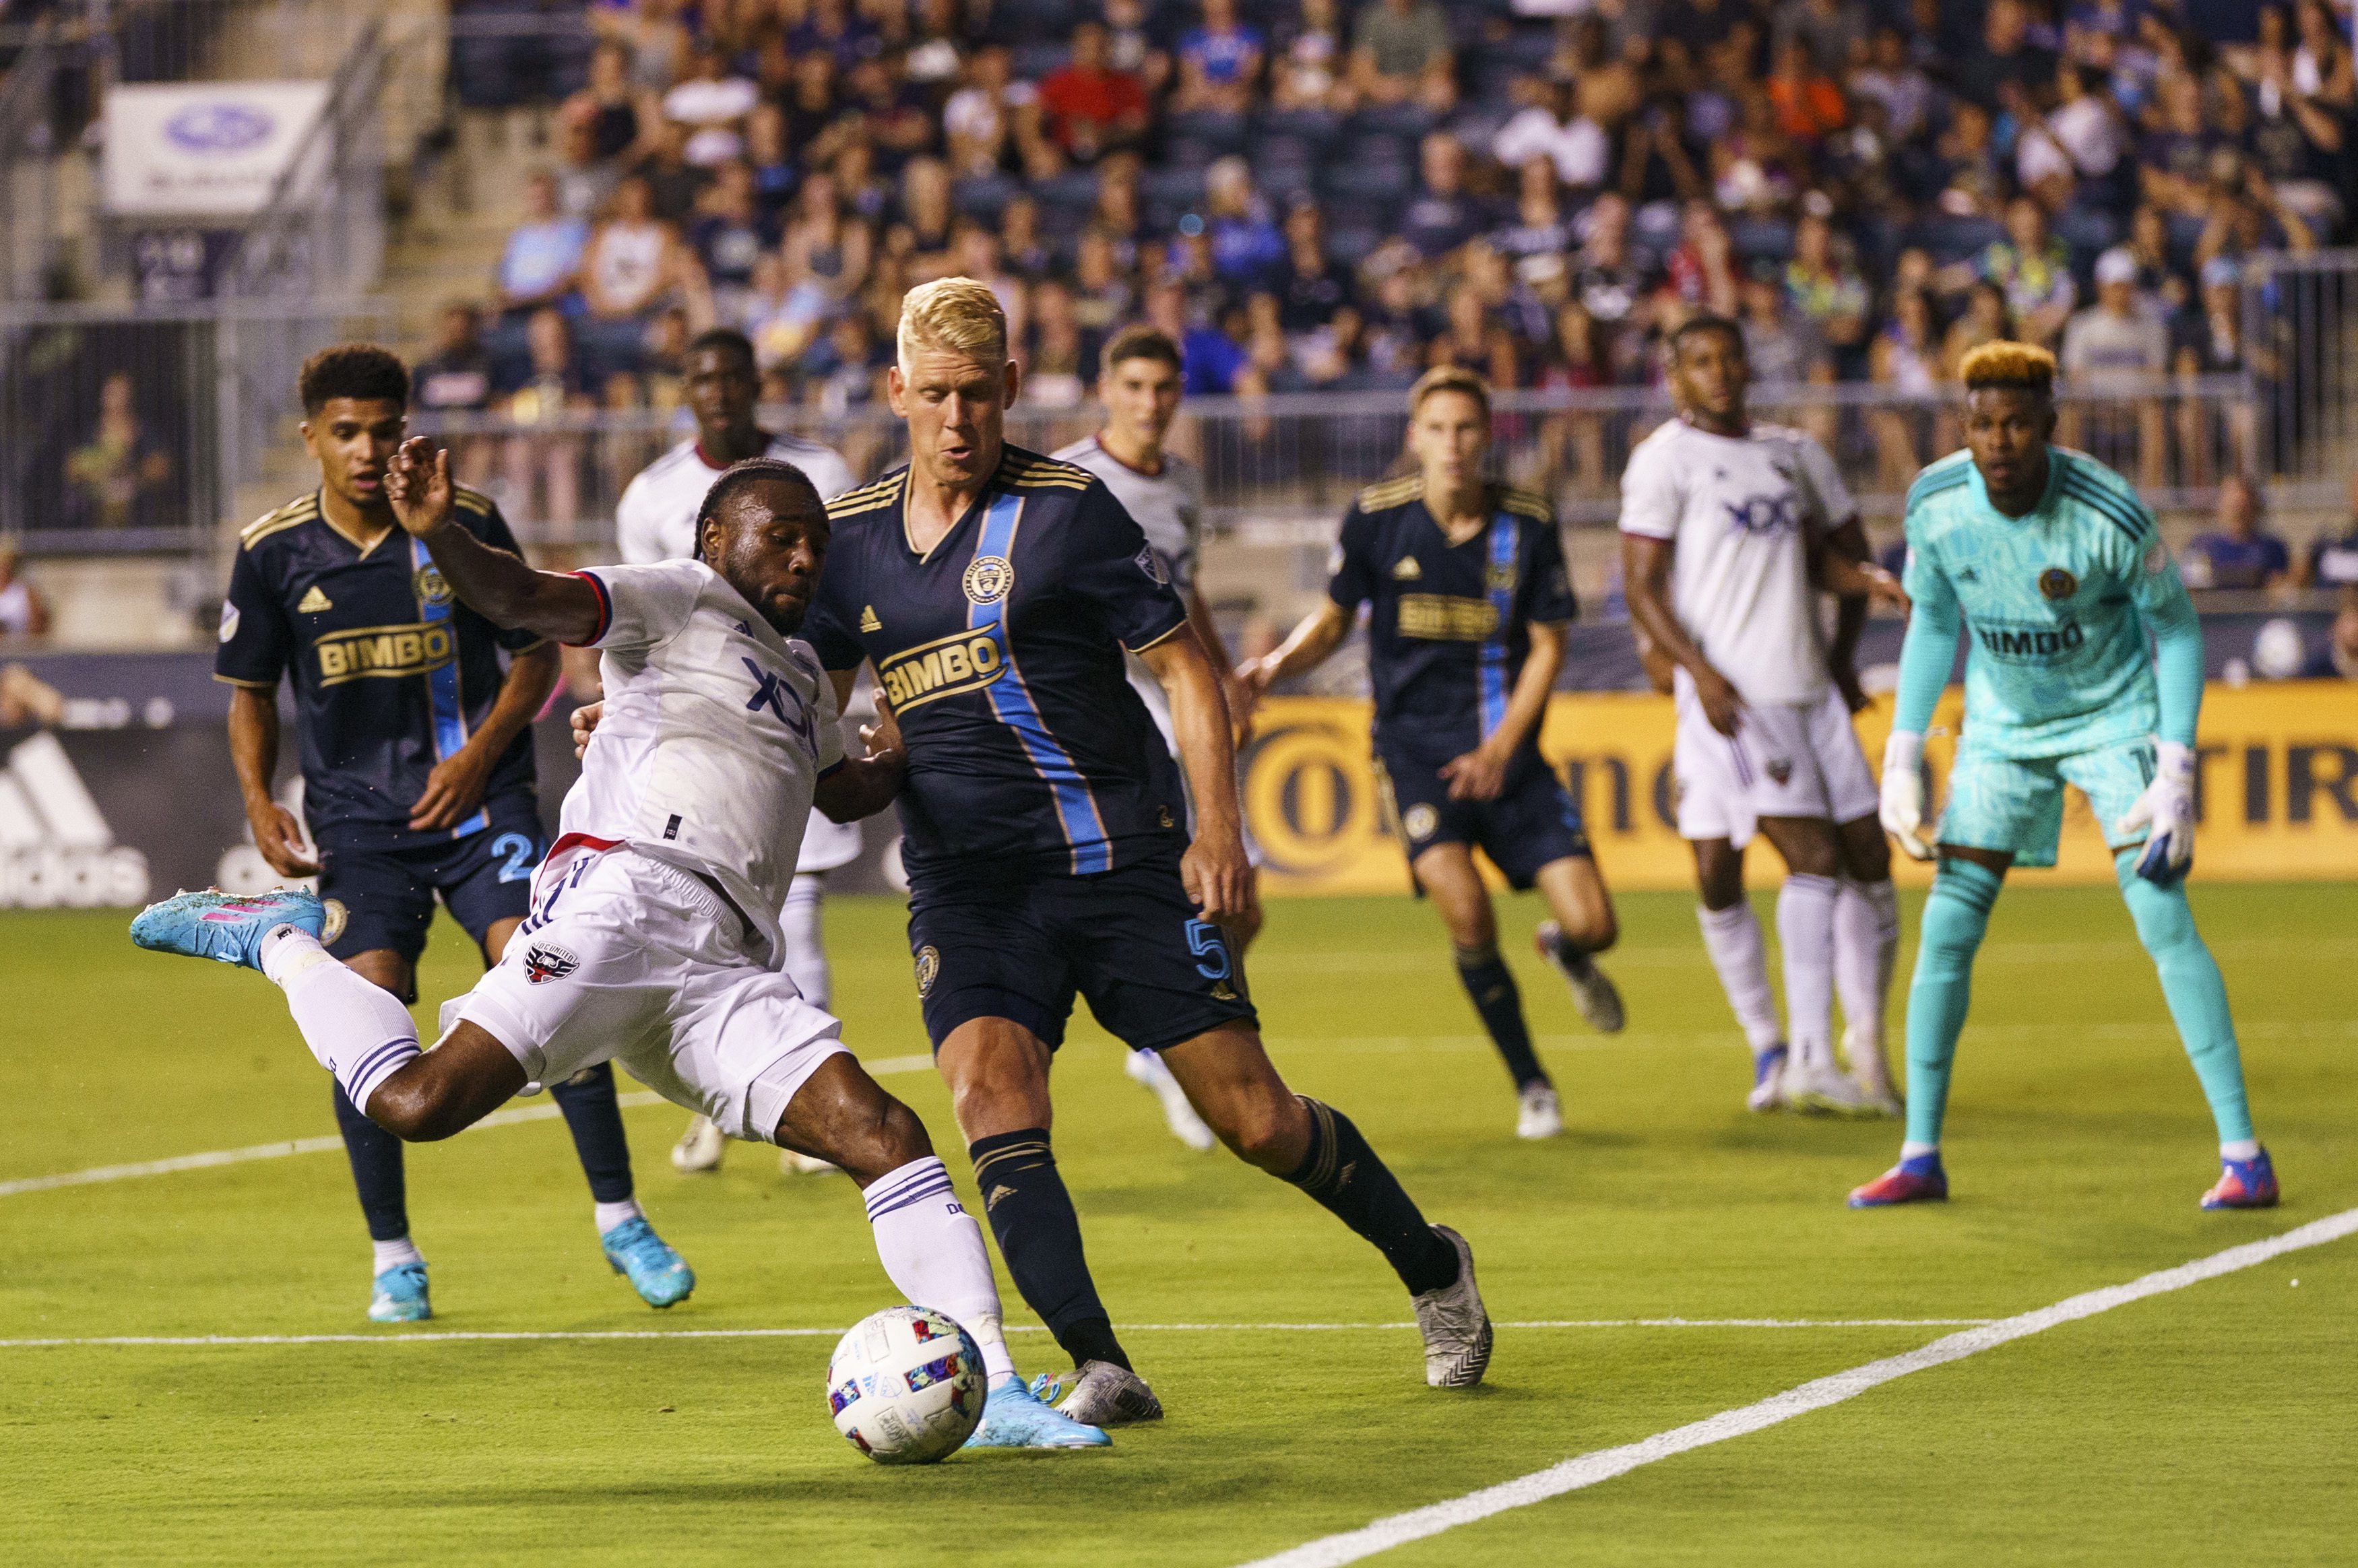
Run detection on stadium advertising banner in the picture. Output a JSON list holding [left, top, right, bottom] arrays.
[[1240, 685, 2358, 895], [100, 82, 330, 218]]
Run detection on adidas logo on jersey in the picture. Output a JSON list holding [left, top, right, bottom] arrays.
[[1391, 557, 1423, 580], [860, 605, 883, 632], [0, 731, 151, 909], [296, 586, 333, 615]]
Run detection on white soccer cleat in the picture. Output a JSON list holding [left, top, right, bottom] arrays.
[[1780, 1058, 1889, 1117], [780, 1148, 842, 1176], [670, 1115, 727, 1173], [1125, 1049, 1217, 1152], [1839, 1028, 1904, 1117], [1412, 1224, 1493, 1389], [1535, 921, 1625, 1033], [1515, 1083, 1564, 1140], [1031, 1360, 1165, 1427]]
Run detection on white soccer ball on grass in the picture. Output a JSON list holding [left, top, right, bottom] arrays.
[[825, 1305, 986, 1464]]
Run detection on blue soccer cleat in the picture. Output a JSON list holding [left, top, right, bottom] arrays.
[[602, 1216, 695, 1307], [1746, 1045, 1789, 1113], [130, 888, 323, 972], [2202, 1148, 2279, 1210], [368, 1262, 432, 1324], [1849, 1152, 1948, 1208], [963, 1373, 1112, 1449]]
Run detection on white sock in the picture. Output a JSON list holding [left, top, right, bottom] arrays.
[[2221, 1138, 2261, 1161], [1901, 1141, 1939, 1161], [1128, 1047, 1182, 1095], [1834, 876, 1901, 1056], [782, 873, 829, 1010], [1777, 874, 1842, 1074], [594, 1198, 644, 1235], [1696, 902, 1783, 1053], [863, 1156, 1017, 1382], [371, 1237, 424, 1275], [264, 929, 420, 1115]]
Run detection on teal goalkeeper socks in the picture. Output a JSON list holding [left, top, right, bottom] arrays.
[[1903, 859, 2004, 1148], [2113, 851, 2257, 1146]]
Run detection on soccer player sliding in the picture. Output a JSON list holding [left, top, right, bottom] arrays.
[[1851, 341, 2275, 1209], [132, 449, 1108, 1450]]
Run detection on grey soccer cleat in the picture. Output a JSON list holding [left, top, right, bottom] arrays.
[[1535, 921, 1626, 1033], [1413, 1225, 1493, 1390], [1030, 1360, 1165, 1427]]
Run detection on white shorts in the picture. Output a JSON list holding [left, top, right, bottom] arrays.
[[1672, 676, 1878, 847], [453, 847, 849, 1143]]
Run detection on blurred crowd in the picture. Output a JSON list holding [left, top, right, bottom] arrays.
[[424, 0, 2347, 467]]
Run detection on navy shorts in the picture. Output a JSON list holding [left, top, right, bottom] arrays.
[[905, 852, 1258, 1054], [319, 799, 545, 973], [1375, 742, 1590, 891]]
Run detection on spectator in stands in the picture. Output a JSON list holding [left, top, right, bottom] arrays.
[[2299, 472, 2358, 589], [662, 43, 758, 168], [1783, 207, 1870, 369], [744, 103, 796, 220], [2252, 19, 2349, 236], [891, 156, 956, 268], [580, 175, 708, 335], [1868, 284, 1940, 490], [689, 161, 775, 323], [2061, 247, 2169, 487], [64, 372, 172, 531], [1766, 36, 1847, 144], [1040, 22, 1150, 165], [1271, 0, 1351, 113], [1349, 0, 1455, 114], [1000, 195, 1052, 280], [497, 172, 588, 321], [1073, 226, 1136, 336], [1941, 277, 2014, 378], [497, 308, 596, 538], [1494, 74, 1610, 193], [1572, 194, 1650, 375], [2183, 473, 2292, 593], [1021, 278, 1089, 408], [846, 55, 938, 172], [1490, 156, 1576, 270], [1741, 263, 1824, 389], [2140, 71, 2227, 218], [1088, 160, 1149, 273], [1848, 25, 1931, 141], [2020, 64, 2127, 209], [1954, 0, 2057, 113], [413, 303, 495, 418], [1175, 0, 1263, 119], [0, 546, 50, 642], [2173, 255, 2252, 482], [789, 0, 882, 73], [782, 51, 845, 163], [1778, 0, 1870, 75], [1103, 0, 1174, 96], [1273, 201, 1352, 332], [560, 42, 662, 174], [1205, 158, 1284, 290], [2297, 585, 2358, 679], [1402, 132, 1484, 259], [634, 119, 708, 224], [1661, 199, 1740, 317], [781, 169, 872, 304], [742, 252, 830, 369], [1981, 195, 2078, 347], [944, 46, 1028, 178]]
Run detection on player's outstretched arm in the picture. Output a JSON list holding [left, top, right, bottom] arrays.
[[1139, 628, 1253, 921], [385, 438, 603, 647], [1236, 600, 1351, 705], [1622, 532, 1744, 735], [815, 700, 907, 823]]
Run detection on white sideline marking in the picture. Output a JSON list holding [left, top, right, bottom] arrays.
[[0, 1319, 1996, 1350], [0, 1054, 941, 1200], [1242, 1206, 2358, 1568]]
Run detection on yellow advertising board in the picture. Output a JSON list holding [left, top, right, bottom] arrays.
[[1241, 683, 2358, 894]]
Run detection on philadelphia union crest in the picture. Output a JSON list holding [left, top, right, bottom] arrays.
[[2039, 567, 2078, 600], [962, 556, 1014, 606], [913, 945, 941, 996]]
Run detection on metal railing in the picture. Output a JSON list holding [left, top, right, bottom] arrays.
[[220, 20, 385, 300], [2244, 248, 2358, 505], [409, 374, 2264, 552]]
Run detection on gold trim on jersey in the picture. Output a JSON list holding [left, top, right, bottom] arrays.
[[1004, 456, 1093, 491], [874, 624, 1007, 712], [1357, 475, 1422, 511], [453, 487, 492, 517], [1499, 487, 1552, 522], [1395, 593, 1500, 641], [239, 495, 319, 550], [826, 471, 905, 518], [312, 620, 455, 686]]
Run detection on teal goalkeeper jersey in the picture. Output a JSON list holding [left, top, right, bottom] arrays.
[[1900, 447, 2192, 760]]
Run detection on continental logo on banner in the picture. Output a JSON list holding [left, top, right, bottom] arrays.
[[1396, 594, 1499, 642], [1240, 684, 2358, 895], [314, 622, 454, 686], [878, 626, 1005, 712]]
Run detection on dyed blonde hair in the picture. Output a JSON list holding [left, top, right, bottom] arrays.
[[1959, 339, 2056, 393], [1409, 364, 1492, 420], [897, 275, 1008, 369]]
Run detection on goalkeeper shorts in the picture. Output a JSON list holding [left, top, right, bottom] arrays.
[[1936, 738, 2157, 869]]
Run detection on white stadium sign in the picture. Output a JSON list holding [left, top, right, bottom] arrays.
[[100, 81, 331, 218]]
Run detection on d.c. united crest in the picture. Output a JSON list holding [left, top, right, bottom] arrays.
[[523, 942, 580, 984]]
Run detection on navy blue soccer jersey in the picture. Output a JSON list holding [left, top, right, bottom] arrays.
[[1326, 478, 1577, 760], [804, 445, 1192, 879], [214, 488, 542, 853]]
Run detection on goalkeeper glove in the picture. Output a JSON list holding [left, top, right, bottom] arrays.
[[2115, 740, 2196, 885], [1880, 730, 1934, 862]]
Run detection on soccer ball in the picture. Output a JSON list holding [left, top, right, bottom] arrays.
[[825, 1305, 986, 1464]]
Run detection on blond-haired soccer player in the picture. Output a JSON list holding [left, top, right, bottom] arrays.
[[1240, 366, 1624, 1141], [802, 278, 1492, 1427], [1852, 341, 2273, 1208]]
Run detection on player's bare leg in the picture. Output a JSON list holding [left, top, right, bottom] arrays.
[[1690, 836, 1791, 1110], [1160, 1022, 1491, 1388], [1754, 814, 1882, 1116], [1415, 843, 1567, 1137], [1531, 851, 1626, 1036], [1833, 814, 1903, 1112]]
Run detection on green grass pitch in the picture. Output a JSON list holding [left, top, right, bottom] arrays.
[[3, 883, 2354, 1564]]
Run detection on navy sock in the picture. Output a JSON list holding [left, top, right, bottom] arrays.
[[550, 1062, 636, 1204], [1455, 944, 1549, 1090], [333, 1079, 409, 1243], [1286, 1098, 1459, 1296], [967, 1128, 1129, 1371]]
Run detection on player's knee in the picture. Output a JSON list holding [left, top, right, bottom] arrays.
[[1217, 1092, 1306, 1172]]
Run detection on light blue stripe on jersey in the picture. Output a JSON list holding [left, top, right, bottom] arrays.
[[412, 537, 487, 839], [967, 492, 1113, 874], [1476, 513, 1517, 740]]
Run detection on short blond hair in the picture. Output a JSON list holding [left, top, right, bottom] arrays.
[[897, 275, 1008, 368], [1409, 364, 1491, 420], [1960, 339, 2056, 393]]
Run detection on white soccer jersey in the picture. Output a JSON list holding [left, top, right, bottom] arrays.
[[1618, 418, 1856, 707], [612, 431, 861, 874], [559, 559, 845, 962], [614, 433, 858, 567], [1054, 433, 1204, 596]]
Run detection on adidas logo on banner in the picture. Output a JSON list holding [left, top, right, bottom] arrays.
[[0, 731, 150, 908]]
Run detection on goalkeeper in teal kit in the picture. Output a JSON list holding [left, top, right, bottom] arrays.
[[1849, 341, 2275, 1210]]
